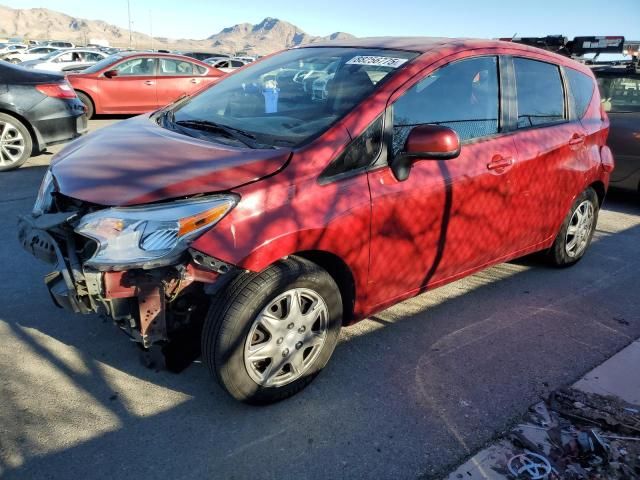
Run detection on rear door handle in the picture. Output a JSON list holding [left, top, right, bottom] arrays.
[[569, 133, 586, 148], [190, 78, 200, 84], [144, 80, 155, 86], [487, 156, 514, 171]]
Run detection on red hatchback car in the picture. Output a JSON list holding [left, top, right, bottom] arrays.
[[19, 38, 613, 404], [66, 52, 224, 118]]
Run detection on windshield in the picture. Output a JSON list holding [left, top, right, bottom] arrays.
[[82, 55, 123, 74], [169, 47, 418, 147]]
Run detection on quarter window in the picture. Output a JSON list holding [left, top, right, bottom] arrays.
[[566, 68, 594, 118], [514, 58, 565, 128], [392, 56, 499, 155], [321, 116, 383, 180]]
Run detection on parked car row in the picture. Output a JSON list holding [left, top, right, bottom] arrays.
[[17, 37, 615, 406], [67, 52, 224, 118]]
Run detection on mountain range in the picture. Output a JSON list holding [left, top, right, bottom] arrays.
[[0, 5, 355, 55]]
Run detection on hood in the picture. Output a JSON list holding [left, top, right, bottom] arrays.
[[51, 115, 292, 206]]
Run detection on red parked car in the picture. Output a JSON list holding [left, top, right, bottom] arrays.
[[19, 38, 613, 404], [66, 52, 224, 118]]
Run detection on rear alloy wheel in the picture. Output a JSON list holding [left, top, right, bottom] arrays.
[[202, 257, 342, 404], [0, 113, 32, 172], [548, 187, 599, 266]]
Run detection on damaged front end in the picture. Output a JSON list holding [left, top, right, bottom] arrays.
[[18, 171, 238, 351]]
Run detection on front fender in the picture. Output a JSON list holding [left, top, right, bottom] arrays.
[[190, 172, 372, 316]]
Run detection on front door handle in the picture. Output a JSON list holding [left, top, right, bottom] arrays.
[[190, 78, 200, 84], [487, 156, 514, 171], [144, 80, 155, 86]]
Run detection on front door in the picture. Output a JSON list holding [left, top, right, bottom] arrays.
[[367, 55, 521, 310], [97, 57, 158, 113]]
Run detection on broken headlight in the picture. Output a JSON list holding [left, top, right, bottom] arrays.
[[32, 169, 56, 216], [75, 195, 238, 270]]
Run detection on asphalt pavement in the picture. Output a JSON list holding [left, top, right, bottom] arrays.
[[1, 117, 639, 480]]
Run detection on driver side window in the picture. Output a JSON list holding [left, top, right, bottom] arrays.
[[391, 56, 499, 156]]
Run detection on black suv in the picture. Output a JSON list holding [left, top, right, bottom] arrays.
[[0, 62, 87, 171]]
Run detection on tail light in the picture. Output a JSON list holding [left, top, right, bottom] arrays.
[[35, 82, 77, 99]]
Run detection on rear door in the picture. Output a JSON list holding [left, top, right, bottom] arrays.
[[597, 73, 640, 188], [96, 56, 158, 113], [156, 58, 208, 106], [508, 56, 588, 243]]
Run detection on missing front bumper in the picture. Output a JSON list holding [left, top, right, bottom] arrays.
[[18, 213, 230, 347]]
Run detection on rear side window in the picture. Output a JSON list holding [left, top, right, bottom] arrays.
[[566, 68, 595, 118], [392, 56, 499, 154], [597, 76, 640, 113], [514, 58, 565, 128], [159, 59, 194, 75]]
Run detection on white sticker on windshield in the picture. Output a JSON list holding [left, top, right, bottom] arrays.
[[346, 56, 408, 68]]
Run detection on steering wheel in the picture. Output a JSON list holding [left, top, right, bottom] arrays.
[[293, 70, 310, 84]]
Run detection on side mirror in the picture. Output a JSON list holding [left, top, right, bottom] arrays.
[[391, 124, 461, 181], [104, 69, 118, 78]]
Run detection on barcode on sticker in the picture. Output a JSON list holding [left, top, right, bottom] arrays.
[[346, 56, 408, 68]]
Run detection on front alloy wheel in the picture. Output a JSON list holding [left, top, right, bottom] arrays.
[[202, 257, 342, 404], [244, 288, 329, 388]]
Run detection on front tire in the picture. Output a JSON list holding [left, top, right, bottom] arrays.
[[548, 187, 599, 267], [0, 113, 33, 172], [202, 257, 342, 405]]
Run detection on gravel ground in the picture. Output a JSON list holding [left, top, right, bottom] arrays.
[[1, 117, 639, 480]]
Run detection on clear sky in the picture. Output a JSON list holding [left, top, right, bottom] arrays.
[[6, 0, 640, 41]]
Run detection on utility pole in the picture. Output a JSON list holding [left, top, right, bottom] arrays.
[[150, 10, 153, 51], [127, 0, 132, 49]]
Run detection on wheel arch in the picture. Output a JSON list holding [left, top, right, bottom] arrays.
[[293, 250, 356, 326], [588, 180, 606, 206], [73, 89, 96, 115], [0, 108, 39, 154]]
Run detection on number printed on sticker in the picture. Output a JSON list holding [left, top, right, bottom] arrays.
[[345, 56, 409, 68]]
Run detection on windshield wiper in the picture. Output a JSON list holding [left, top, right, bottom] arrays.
[[158, 108, 175, 128], [174, 119, 267, 149]]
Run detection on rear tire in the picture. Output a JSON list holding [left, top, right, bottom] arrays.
[[76, 91, 94, 119], [548, 187, 599, 267], [0, 113, 33, 172], [202, 257, 342, 405]]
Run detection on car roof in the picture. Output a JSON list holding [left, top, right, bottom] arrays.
[[305, 36, 593, 74], [115, 51, 211, 63]]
